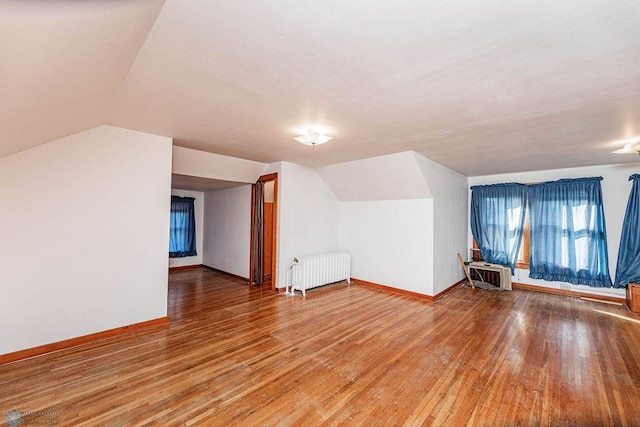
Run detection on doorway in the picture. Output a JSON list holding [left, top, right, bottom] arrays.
[[250, 173, 278, 290]]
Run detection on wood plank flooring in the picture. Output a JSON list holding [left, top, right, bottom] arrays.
[[1, 267, 640, 426]]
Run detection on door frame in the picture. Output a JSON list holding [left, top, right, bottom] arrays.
[[249, 172, 278, 291]]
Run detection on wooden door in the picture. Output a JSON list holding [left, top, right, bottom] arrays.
[[263, 202, 273, 280]]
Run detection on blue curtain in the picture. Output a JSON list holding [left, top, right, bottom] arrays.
[[169, 196, 197, 258], [528, 177, 612, 287], [614, 174, 640, 288], [470, 183, 527, 272]]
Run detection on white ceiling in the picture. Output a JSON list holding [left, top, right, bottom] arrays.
[[2, 0, 640, 176]]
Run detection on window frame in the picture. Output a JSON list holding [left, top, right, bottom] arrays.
[[515, 205, 530, 269]]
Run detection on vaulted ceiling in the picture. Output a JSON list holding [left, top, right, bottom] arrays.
[[2, 0, 640, 176]]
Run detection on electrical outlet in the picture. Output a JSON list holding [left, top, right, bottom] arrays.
[[559, 283, 571, 290]]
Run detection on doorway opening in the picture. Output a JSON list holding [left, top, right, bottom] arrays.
[[250, 173, 278, 290]]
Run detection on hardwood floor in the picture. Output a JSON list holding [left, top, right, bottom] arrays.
[[2, 267, 640, 426]]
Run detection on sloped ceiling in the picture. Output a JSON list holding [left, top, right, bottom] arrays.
[[0, 0, 165, 158], [2, 0, 640, 176], [317, 152, 432, 201]]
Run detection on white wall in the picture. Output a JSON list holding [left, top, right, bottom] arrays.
[[202, 161, 340, 288], [340, 200, 434, 295], [169, 149, 466, 297], [172, 146, 266, 183], [414, 152, 469, 294], [203, 185, 252, 279], [0, 125, 172, 355], [275, 162, 340, 288], [469, 162, 640, 298], [318, 151, 467, 297], [169, 189, 204, 268]]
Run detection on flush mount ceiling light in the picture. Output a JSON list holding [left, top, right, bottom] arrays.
[[293, 129, 333, 147], [612, 137, 640, 155]]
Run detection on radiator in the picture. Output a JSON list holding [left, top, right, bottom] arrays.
[[287, 252, 351, 296]]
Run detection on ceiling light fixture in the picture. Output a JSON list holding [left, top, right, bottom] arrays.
[[612, 137, 640, 155], [294, 129, 333, 147]]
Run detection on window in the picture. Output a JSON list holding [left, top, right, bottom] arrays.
[[527, 177, 611, 287], [474, 215, 529, 267], [169, 196, 197, 258], [470, 183, 528, 272], [476, 205, 530, 268], [472, 177, 613, 288], [614, 174, 640, 288]]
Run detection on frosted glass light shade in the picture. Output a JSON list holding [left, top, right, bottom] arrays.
[[612, 138, 640, 154], [294, 129, 333, 146]]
